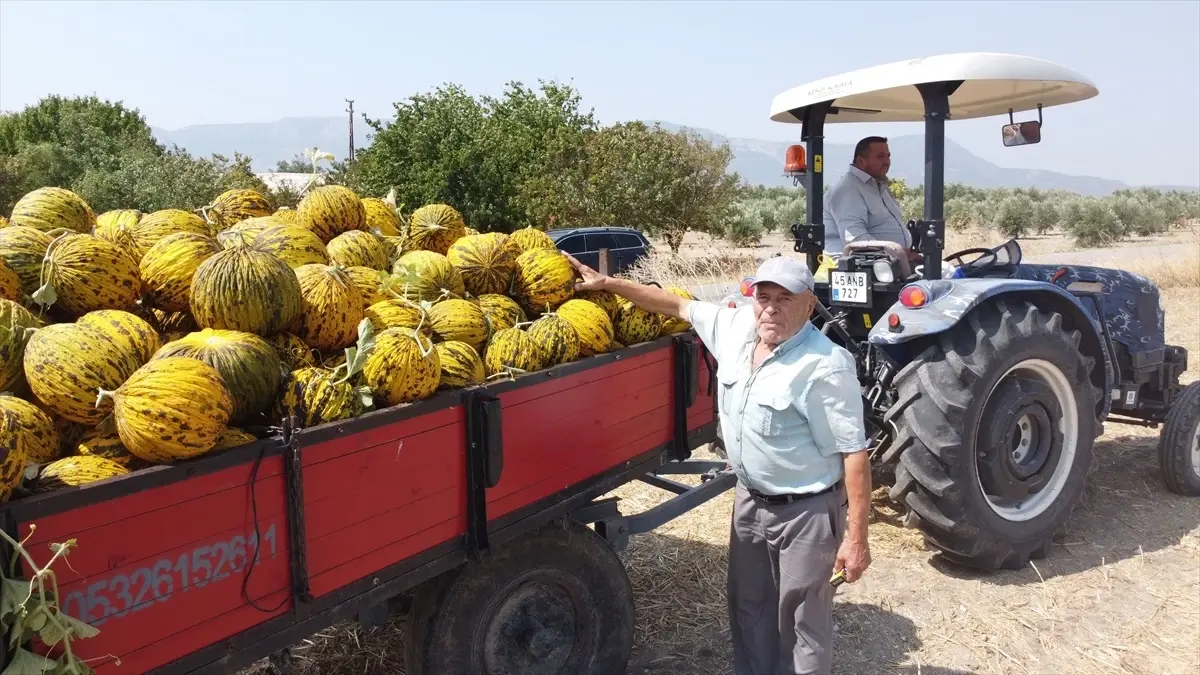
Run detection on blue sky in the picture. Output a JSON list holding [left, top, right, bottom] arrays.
[[1, 0, 1197, 187]]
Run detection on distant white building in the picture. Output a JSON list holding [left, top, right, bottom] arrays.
[[255, 172, 325, 193]]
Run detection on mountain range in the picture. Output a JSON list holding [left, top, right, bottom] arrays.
[[150, 117, 1196, 197]]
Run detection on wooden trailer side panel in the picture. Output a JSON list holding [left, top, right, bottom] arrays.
[[299, 404, 469, 598], [16, 452, 293, 673], [486, 343, 685, 521]]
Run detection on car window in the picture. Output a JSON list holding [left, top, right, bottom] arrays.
[[585, 233, 619, 250], [556, 235, 588, 254], [613, 233, 643, 248]]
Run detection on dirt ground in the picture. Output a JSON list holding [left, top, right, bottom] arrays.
[[241, 227, 1200, 675]]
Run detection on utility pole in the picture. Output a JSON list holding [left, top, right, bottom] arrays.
[[345, 99, 355, 163]]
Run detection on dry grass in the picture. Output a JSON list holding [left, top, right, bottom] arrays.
[[237, 233, 1200, 675]]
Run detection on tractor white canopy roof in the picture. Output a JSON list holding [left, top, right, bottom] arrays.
[[770, 52, 1098, 124]]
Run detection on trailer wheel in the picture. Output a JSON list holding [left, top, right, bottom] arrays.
[[884, 297, 1100, 570], [1158, 381, 1200, 496], [404, 520, 635, 675]]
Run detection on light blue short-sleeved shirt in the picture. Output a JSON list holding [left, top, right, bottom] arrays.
[[687, 300, 868, 496], [822, 165, 910, 255]]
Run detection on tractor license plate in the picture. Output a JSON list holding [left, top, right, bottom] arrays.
[[830, 272, 870, 305]]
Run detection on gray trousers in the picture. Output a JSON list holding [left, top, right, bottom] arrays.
[[728, 481, 847, 675]]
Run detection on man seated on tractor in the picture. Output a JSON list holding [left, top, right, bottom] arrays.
[[824, 136, 922, 263], [564, 252, 872, 675]]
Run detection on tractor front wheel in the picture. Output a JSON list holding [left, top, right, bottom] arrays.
[[1158, 380, 1200, 496], [884, 297, 1100, 570]]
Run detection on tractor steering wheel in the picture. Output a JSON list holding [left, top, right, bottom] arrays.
[[943, 247, 995, 268]]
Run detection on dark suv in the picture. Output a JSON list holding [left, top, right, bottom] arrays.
[[547, 226, 652, 275]]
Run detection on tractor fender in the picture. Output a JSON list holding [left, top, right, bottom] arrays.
[[868, 278, 1114, 420]]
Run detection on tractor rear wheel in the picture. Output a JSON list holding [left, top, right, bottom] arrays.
[[884, 297, 1100, 570], [1158, 380, 1200, 496]]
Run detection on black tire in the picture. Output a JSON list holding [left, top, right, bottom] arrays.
[[404, 520, 635, 675], [883, 297, 1101, 570], [1158, 381, 1200, 496]]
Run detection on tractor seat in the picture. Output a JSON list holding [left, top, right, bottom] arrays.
[[842, 240, 913, 279]]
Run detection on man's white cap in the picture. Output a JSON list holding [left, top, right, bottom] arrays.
[[747, 255, 814, 294]]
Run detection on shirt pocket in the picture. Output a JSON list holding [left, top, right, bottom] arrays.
[[716, 368, 739, 416], [750, 393, 802, 437]]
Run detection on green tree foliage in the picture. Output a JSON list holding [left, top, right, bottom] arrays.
[[542, 122, 741, 251], [355, 81, 597, 233], [1, 95, 297, 216]]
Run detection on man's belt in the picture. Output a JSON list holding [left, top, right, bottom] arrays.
[[748, 481, 840, 505]]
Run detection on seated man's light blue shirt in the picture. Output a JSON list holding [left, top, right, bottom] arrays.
[[822, 165, 910, 256], [687, 300, 867, 495]]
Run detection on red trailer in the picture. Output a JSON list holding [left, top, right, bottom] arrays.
[[0, 330, 731, 675]]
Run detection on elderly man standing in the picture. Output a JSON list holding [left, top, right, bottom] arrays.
[[565, 253, 872, 675]]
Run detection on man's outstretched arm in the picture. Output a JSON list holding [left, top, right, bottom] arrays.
[[563, 252, 692, 320]]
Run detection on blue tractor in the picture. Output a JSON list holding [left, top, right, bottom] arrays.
[[766, 53, 1198, 571]]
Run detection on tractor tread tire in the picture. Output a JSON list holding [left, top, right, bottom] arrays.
[[886, 297, 1101, 571], [1158, 381, 1200, 496]]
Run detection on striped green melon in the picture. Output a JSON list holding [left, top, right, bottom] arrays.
[[41, 233, 142, 316], [327, 230, 388, 270], [427, 298, 489, 350], [151, 328, 283, 423], [139, 232, 223, 313], [124, 209, 211, 263], [216, 215, 293, 249], [435, 341, 484, 389], [32, 455, 130, 494], [614, 299, 662, 346], [76, 422, 147, 470], [94, 209, 142, 248], [379, 235, 409, 268], [512, 248, 576, 316], [0, 299, 43, 391], [406, 204, 467, 255], [190, 247, 304, 336], [343, 266, 388, 309], [0, 406, 27, 503], [0, 259, 19, 303], [363, 327, 441, 406], [477, 294, 526, 333], [390, 250, 466, 303], [362, 197, 401, 236], [76, 309, 162, 366], [0, 394, 61, 465], [267, 332, 317, 373], [576, 290, 621, 319], [204, 188, 274, 230], [661, 286, 698, 334], [22, 322, 142, 424], [246, 224, 330, 268], [273, 207, 300, 225], [0, 226, 54, 295], [483, 328, 544, 378], [291, 264, 365, 353], [298, 185, 367, 243], [447, 232, 517, 297], [506, 227, 556, 256], [9, 187, 95, 234], [274, 366, 368, 429], [364, 299, 432, 336], [527, 312, 580, 367], [556, 299, 614, 356]]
